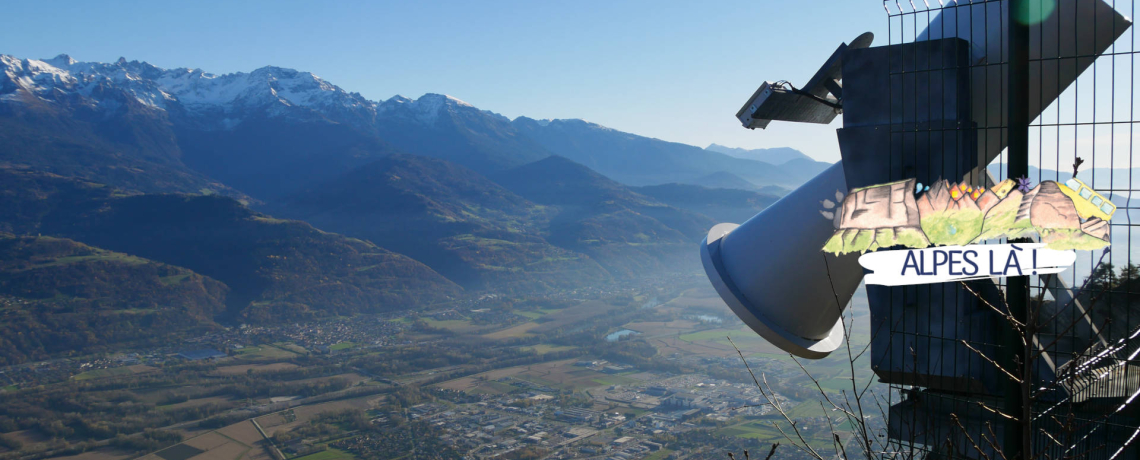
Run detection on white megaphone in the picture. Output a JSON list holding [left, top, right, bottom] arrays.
[[701, 163, 863, 359], [706, 33, 874, 360]]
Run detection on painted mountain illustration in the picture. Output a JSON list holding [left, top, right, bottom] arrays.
[[823, 177, 1113, 254]]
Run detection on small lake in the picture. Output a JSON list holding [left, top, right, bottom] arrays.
[[605, 329, 641, 342]]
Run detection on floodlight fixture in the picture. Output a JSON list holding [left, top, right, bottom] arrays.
[[735, 32, 873, 130]]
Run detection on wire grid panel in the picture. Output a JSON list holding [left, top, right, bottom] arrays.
[[877, 0, 1140, 458]]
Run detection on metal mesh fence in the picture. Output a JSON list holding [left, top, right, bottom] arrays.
[[876, 0, 1140, 458]]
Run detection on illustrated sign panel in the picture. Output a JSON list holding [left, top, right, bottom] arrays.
[[820, 176, 1112, 286]]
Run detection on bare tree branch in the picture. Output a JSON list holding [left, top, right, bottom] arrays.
[[961, 339, 1023, 384], [729, 337, 825, 460], [951, 414, 992, 460], [764, 443, 779, 460], [824, 255, 875, 459], [985, 422, 1009, 460]]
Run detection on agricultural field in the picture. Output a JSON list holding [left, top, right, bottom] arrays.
[[523, 344, 576, 355], [677, 326, 784, 354], [423, 318, 483, 333], [718, 406, 860, 447], [160, 396, 232, 411], [588, 374, 640, 387], [295, 448, 356, 460], [138, 428, 265, 460], [256, 395, 383, 437], [275, 343, 310, 355], [140, 395, 386, 460], [660, 287, 729, 310], [514, 307, 564, 320], [528, 301, 624, 334], [47, 449, 133, 460], [436, 359, 630, 393], [212, 362, 300, 375], [717, 420, 785, 440], [629, 324, 785, 360], [72, 367, 134, 381], [73, 365, 156, 381], [287, 373, 369, 387], [622, 319, 700, 339], [482, 322, 541, 339], [329, 342, 355, 352], [234, 344, 301, 360]]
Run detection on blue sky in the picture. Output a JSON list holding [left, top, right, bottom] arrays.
[[2, 1, 890, 162]]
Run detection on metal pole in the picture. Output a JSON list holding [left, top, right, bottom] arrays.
[[1004, 0, 1031, 458]]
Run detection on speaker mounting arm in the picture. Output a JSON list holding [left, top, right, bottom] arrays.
[[736, 32, 873, 130]]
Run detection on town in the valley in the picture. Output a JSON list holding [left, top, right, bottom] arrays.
[[0, 274, 876, 460]]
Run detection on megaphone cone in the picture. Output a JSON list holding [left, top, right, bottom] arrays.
[[700, 162, 864, 359]]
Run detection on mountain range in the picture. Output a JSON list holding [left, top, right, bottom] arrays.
[[511, 117, 830, 187], [705, 143, 813, 165], [0, 53, 826, 362], [1, 54, 828, 197]]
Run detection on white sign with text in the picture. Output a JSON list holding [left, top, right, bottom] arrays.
[[860, 243, 1075, 286]]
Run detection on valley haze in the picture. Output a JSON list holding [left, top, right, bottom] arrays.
[[0, 52, 845, 460]]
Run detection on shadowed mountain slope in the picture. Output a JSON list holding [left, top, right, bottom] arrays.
[[276, 154, 611, 290], [0, 233, 228, 365], [0, 168, 461, 323], [492, 156, 715, 276]]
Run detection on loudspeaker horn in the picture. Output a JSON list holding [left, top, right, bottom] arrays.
[[700, 162, 864, 359]]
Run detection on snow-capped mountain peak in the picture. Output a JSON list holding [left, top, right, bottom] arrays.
[[377, 93, 479, 125], [513, 116, 616, 132], [0, 53, 519, 134], [383, 94, 414, 105], [43, 54, 77, 68], [0, 54, 378, 126], [1, 55, 79, 102]]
